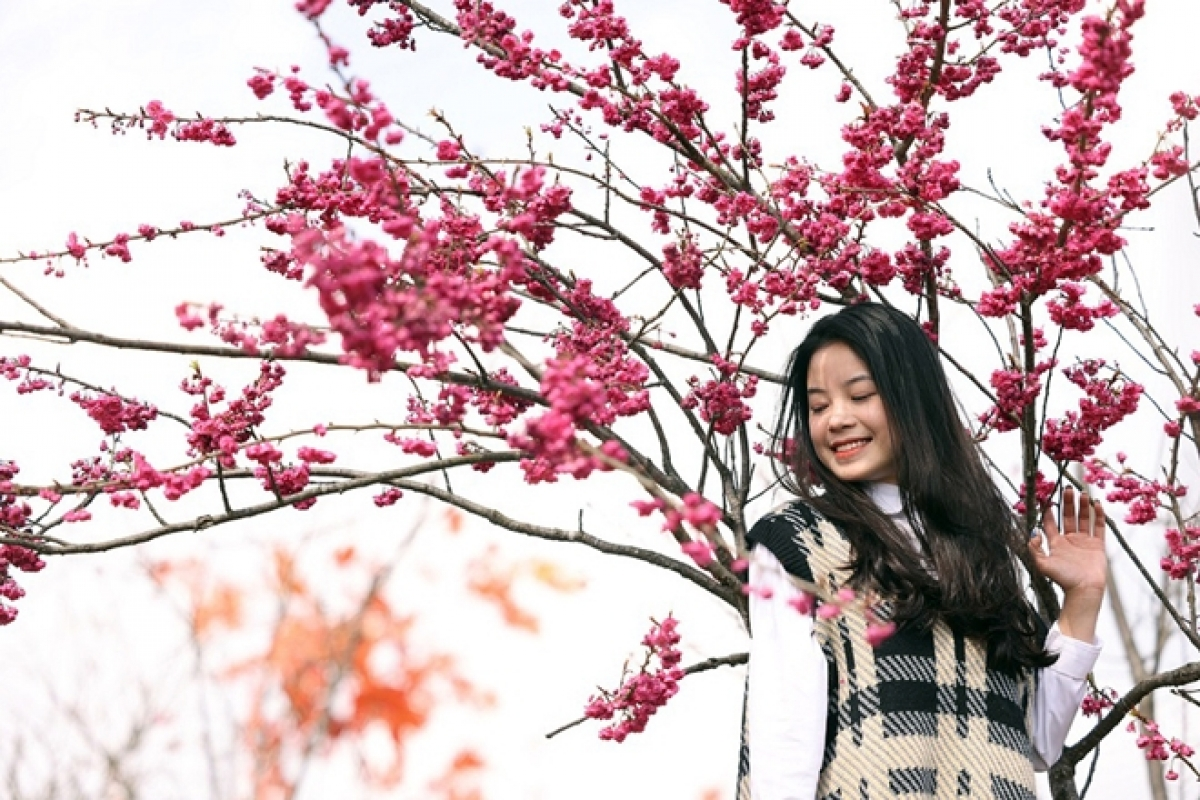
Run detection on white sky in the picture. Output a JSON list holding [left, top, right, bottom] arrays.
[[1, 1, 1199, 798]]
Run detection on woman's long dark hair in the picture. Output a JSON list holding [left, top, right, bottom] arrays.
[[771, 302, 1053, 671]]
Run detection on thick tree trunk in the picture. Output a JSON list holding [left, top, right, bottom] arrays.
[[1049, 760, 1079, 800]]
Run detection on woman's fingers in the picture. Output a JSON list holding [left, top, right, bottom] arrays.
[[1063, 487, 1107, 539], [1040, 486, 1107, 541], [1028, 529, 1046, 557], [1061, 485, 1078, 535], [1039, 499, 1060, 538], [1090, 497, 1106, 538]]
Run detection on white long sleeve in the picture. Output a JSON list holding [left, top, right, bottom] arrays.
[[1030, 624, 1102, 769], [747, 544, 826, 800], [747, 543, 1102, 799]]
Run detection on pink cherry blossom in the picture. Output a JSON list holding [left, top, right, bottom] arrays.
[[585, 616, 684, 742]]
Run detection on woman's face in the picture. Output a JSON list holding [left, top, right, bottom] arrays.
[[805, 341, 898, 485]]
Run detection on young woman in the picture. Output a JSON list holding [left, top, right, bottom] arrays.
[[744, 303, 1107, 799]]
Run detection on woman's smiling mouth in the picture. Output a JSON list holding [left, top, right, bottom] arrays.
[[832, 438, 871, 459]]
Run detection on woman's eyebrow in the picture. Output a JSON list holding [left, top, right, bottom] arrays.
[[807, 374, 873, 395]]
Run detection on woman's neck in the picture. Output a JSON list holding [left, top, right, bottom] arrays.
[[864, 481, 903, 516]]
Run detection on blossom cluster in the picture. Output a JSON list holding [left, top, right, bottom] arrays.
[[175, 302, 328, 357], [506, 357, 633, 484], [70, 391, 159, 437], [507, 278, 648, 483], [1161, 527, 1200, 581], [980, 361, 1053, 434], [469, 165, 574, 252], [240, 59, 405, 145], [244, 441, 335, 511], [1081, 685, 1117, 717], [584, 615, 683, 742], [63, 448, 211, 510], [1131, 718, 1195, 780], [1, 354, 61, 395], [0, 542, 43, 626], [346, 0, 418, 50], [0, 461, 46, 625], [185, 363, 286, 466], [403, 369, 532, 436], [682, 356, 758, 437], [660, 235, 705, 290], [3, 356, 162, 444], [293, 218, 523, 380], [92, 100, 238, 147], [1084, 457, 1184, 527], [1042, 360, 1142, 463]]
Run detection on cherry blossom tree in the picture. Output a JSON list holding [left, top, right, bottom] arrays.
[[2, 0, 1199, 797]]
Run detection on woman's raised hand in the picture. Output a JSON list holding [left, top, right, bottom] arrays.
[[1028, 485, 1108, 643]]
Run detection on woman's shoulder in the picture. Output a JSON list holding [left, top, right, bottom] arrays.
[[748, 498, 828, 542], [748, 499, 838, 580]]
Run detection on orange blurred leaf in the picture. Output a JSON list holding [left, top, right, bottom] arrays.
[[468, 548, 539, 633], [526, 558, 586, 592], [192, 582, 243, 638], [428, 749, 486, 800], [467, 547, 585, 631], [145, 557, 242, 638], [333, 545, 356, 566], [271, 548, 307, 596]]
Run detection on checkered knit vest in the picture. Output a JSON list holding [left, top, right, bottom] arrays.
[[740, 501, 1039, 800]]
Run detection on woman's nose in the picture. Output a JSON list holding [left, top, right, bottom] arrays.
[[827, 404, 854, 429]]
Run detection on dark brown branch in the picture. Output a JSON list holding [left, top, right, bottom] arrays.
[[1105, 514, 1200, 650], [1058, 660, 1200, 766], [0, 276, 71, 328], [0, 319, 546, 406], [1, 453, 521, 555], [638, 338, 783, 384], [391, 476, 737, 606]]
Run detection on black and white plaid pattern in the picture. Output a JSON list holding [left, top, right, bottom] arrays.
[[990, 776, 1038, 800], [744, 503, 1039, 799], [891, 767, 939, 794]]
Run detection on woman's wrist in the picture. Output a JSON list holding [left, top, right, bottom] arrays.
[[1056, 587, 1105, 643]]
